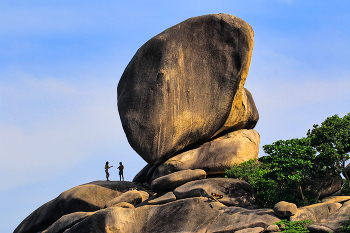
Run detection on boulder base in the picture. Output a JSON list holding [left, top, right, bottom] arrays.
[[150, 129, 260, 181]]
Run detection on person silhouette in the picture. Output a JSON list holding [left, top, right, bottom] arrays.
[[105, 161, 113, 181], [117, 162, 124, 181]]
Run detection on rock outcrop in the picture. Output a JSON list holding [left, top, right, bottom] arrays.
[[290, 202, 342, 223], [307, 200, 350, 233], [14, 181, 139, 233], [117, 13, 257, 166], [173, 178, 256, 207], [15, 181, 275, 233], [150, 169, 206, 192], [15, 181, 350, 233], [150, 129, 260, 181]]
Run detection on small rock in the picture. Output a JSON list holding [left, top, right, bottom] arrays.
[[265, 224, 280, 232], [138, 190, 150, 202], [105, 190, 143, 207], [307, 224, 333, 233], [235, 227, 265, 233], [150, 169, 206, 192], [273, 201, 298, 218]]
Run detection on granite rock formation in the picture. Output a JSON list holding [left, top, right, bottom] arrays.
[[14, 181, 271, 233], [117, 13, 257, 166], [150, 129, 260, 181], [15, 181, 350, 233]]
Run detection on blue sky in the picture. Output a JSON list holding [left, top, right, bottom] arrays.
[[1, 1, 349, 232]]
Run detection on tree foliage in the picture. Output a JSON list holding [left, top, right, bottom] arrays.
[[224, 159, 278, 207], [261, 138, 316, 203], [307, 113, 350, 179], [273, 219, 312, 233], [225, 113, 350, 207]]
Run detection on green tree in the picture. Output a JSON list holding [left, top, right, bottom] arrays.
[[225, 113, 350, 207], [307, 113, 350, 180], [225, 159, 279, 207], [261, 138, 316, 204]]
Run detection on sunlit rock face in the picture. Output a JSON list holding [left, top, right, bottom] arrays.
[[150, 129, 260, 181], [117, 13, 257, 165]]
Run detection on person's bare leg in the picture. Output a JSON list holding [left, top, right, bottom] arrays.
[[106, 172, 110, 181]]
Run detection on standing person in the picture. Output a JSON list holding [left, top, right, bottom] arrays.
[[117, 162, 124, 181], [105, 161, 113, 181]]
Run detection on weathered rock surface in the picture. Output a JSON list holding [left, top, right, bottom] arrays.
[[150, 169, 206, 192], [65, 198, 227, 233], [321, 196, 350, 203], [105, 189, 143, 207], [14, 181, 143, 233], [307, 224, 334, 233], [303, 175, 343, 199], [205, 208, 280, 233], [147, 191, 177, 205], [63, 198, 279, 233], [42, 212, 94, 233], [150, 129, 260, 181], [173, 178, 256, 207], [273, 201, 298, 218], [133, 163, 153, 184], [113, 202, 135, 208], [235, 227, 265, 233], [308, 200, 350, 233], [266, 224, 280, 232], [117, 13, 256, 165], [290, 202, 342, 223], [17, 180, 350, 233]]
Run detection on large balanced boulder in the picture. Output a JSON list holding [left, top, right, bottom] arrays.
[[117, 13, 256, 165], [150, 129, 260, 181]]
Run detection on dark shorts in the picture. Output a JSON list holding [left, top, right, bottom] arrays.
[[119, 170, 123, 176]]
